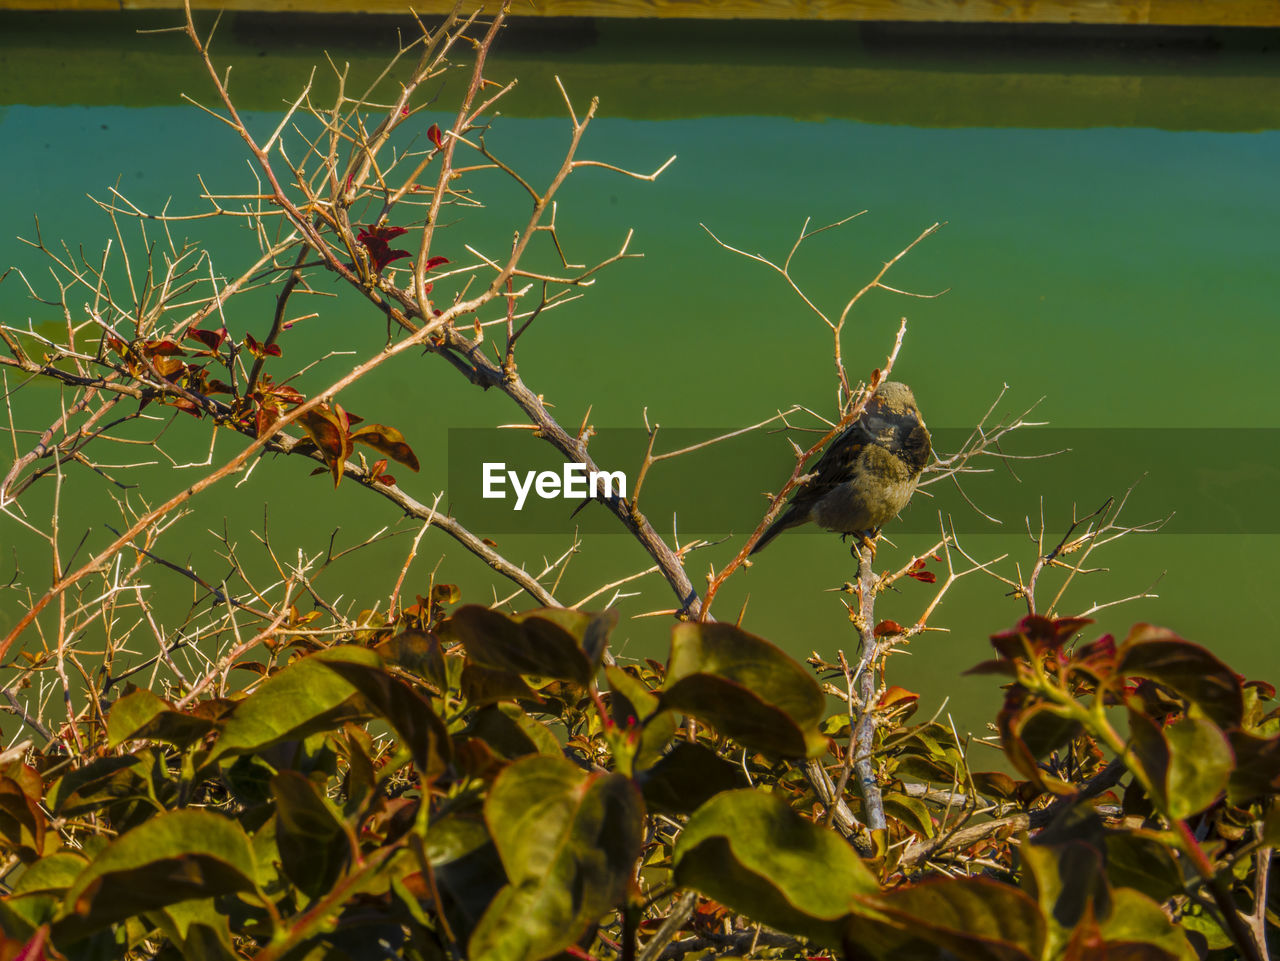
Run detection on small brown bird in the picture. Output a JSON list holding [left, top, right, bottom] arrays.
[[751, 381, 931, 555]]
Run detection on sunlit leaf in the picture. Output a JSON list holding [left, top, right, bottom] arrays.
[[469, 756, 642, 961], [298, 406, 353, 488], [1163, 716, 1232, 819], [1116, 626, 1243, 729], [351, 423, 420, 472], [674, 788, 877, 946], [659, 622, 827, 758], [606, 665, 676, 772], [847, 876, 1045, 961], [317, 649, 452, 776], [57, 810, 256, 935], [107, 689, 216, 749], [1095, 887, 1197, 960], [444, 605, 613, 687], [210, 649, 373, 762]]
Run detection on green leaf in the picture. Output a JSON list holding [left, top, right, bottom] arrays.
[[1227, 730, 1280, 805], [1163, 717, 1232, 819], [1126, 707, 1171, 810], [849, 876, 1046, 961], [1097, 888, 1197, 960], [658, 622, 827, 758], [107, 689, 217, 748], [11, 852, 88, 895], [461, 661, 541, 708], [1020, 838, 1108, 958], [56, 810, 257, 936], [882, 793, 934, 839], [674, 788, 877, 945], [424, 811, 492, 867], [149, 898, 239, 961], [45, 756, 147, 819], [1117, 626, 1243, 729], [376, 629, 447, 690], [445, 606, 614, 687], [316, 649, 452, 776], [4, 853, 88, 933], [1174, 900, 1233, 952], [1104, 832, 1183, 902], [515, 608, 616, 672], [210, 648, 373, 762], [1015, 704, 1082, 760], [638, 742, 750, 816], [467, 704, 561, 759], [271, 771, 349, 899], [606, 665, 677, 772], [468, 755, 643, 961], [0, 776, 44, 856]]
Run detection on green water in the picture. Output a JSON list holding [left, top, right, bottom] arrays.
[[1, 13, 1277, 738]]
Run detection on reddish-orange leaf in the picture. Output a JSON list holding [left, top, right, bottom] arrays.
[[878, 685, 919, 708], [141, 339, 185, 357], [351, 423, 420, 472], [874, 619, 904, 637], [428, 123, 444, 149], [298, 406, 354, 488]]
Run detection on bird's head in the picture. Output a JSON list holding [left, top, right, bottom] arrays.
[[871, 381, 920, 417]]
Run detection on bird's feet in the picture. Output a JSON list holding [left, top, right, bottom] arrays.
[[847, 530, 880, 563]]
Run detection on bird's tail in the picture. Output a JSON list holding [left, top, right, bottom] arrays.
[[749, 506, 805, 555]]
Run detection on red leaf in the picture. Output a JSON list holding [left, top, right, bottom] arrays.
[[140, 339, 185, 357], [991, 615, 1093, 660], [1076, 633, 1116, 665], [905, 557, 936, 583], [357, 223, 412, 273], [376, 474, 398, 486], [244, 332, 282, 359], [428, 123, 444, 149], [424, 255, 450, 271], [268, 383, 306, 405], [874, 619, 904, 637], [184, 326, 227, 352]]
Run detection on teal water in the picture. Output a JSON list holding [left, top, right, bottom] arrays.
[[1, 17, 1278, 738]]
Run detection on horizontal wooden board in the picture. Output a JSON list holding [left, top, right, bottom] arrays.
[[7, 0, 1280, 27]]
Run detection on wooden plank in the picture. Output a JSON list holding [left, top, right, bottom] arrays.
[[10, 0, 1280, 27]]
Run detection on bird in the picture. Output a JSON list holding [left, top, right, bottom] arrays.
[[750, 381, 931, 556]]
